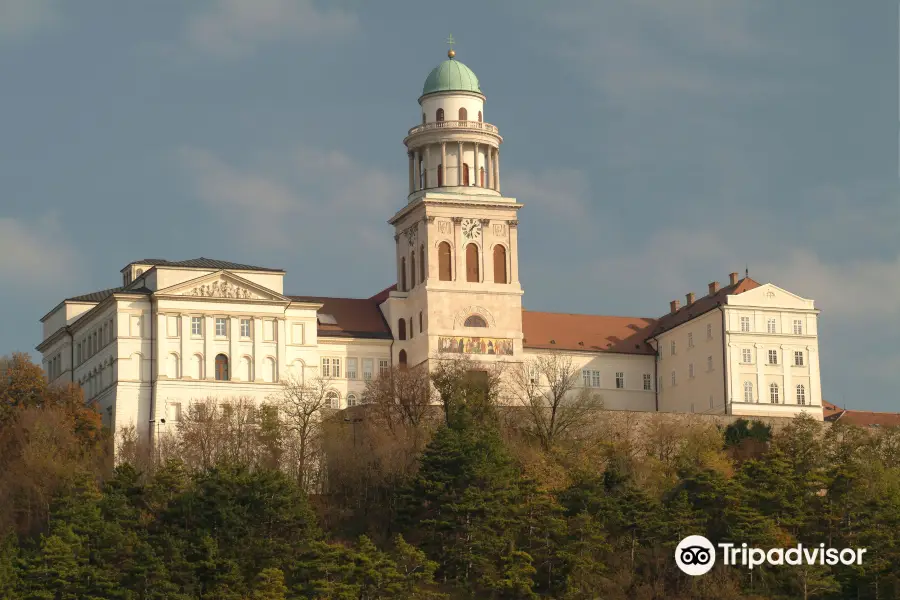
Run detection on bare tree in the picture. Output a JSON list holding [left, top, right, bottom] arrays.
[[176, 398, 226, 470], [269, 374, 335, 491], [363, 365, 438, 439], [507, 353, 603, 451], [430, 356, 505, 426]]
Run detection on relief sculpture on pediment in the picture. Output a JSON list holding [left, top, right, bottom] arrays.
[[189, 280, 254, 299]]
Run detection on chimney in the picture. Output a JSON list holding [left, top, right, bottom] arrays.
[[708, 281, 720, 295], [685, 292, 695, 306], [729, 272, 739, 285], [670, 300, 681, 314]]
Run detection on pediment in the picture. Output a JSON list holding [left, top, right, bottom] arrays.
[[156, 270, 287, 302], [729, 283, 815, 310]]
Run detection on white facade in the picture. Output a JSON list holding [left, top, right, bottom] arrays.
[[37, 52, 825, 443]]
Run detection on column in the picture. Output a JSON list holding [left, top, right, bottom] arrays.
[[413, 150, 420, 191], [755, 343, 764, 403], [495, 149, 500, 193], [179, 313, 188, 378], [204, 316, 214, 380], [486, 147, 493, 189], [474, 143, 479, 186], [408, 152, 414, 194], [229, 316, 239, 380], [508, 220, 519, 283], [440, 142, 446, 186], [253, 318, 262, 382], [156, 313, 166, 379], [457, 141, 463, 185], [781, 344, 792, 404], [424, 145, 431, 188], [452, 217, 463, 281], [276, 318, 286, 382]]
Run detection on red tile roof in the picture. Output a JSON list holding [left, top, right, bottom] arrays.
[[288, 295, 391, 340], [522, 311, 657, 354], [823, 403, 900, 428], [645, 277, 762, 338]]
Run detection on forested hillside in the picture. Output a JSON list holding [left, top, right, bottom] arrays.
[[1, 353, 898, 599]]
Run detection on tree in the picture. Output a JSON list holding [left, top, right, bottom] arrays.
[[507, 354, 603, 452], [270, 374, 335, 491]]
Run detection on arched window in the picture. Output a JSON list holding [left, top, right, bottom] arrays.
[[479, 167, 485, 187], [477, 110, 483, 122], [166, 352, 180, 379], [419, 244, 426, 282], [241, 356, 253, 382], [410, 252, 417, 287], [459, 107, 467, 121], [769, 383, 780, 404], [436, 108, 444, 122], [264, 357, 276, 382], [397, 319, 407, 340], [398, 350, 407, 368], [493, 245, 507, 283], [326, 391, 340, 409], [191, 354, 203, 379], [347, 393, 358, 407], [419, 311, 423, 332], [215, 354, 229, 381], [462, 163, 470, 186], [419, 157, 424, 189], [743, 381, 753, 402], [438, 241, 452, 281], [437, 163, 443, 186], [464, 315, 488, 327], [400, 256, 407, 292], [796, 384, 806, 405], [422, 113, 426, 124], [466, 243, 479, 282], [409, 318, 414, 339]]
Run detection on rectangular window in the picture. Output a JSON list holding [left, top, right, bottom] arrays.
[[740, 316, 751, 332], [170, 402, 182, 422], [582, 370, 600, 388], [707, 323, 713, 339], [191, 316, 202, 336], [263, 319, 275, 341], [643, 373, 652, 391], [671, 370, 676, 386], [767, 318, 776, 334], [615, 372, 625, 389], [658, 375, 663, 391], [707, 356, 713, 371], [794, 351, 804, 366], [689, 363, 695, 378], [793, 319, 803, 335], [768, 350, 778, 365], [240, 319, 251, 338], [529, 363, 540, 385], [688, 332, 694, 348], [741, 348, 752, 363], [332, 358, 342, 378], [215, 318, 227, 337], [363, 358, 374, 381], [292, 322, 303, 344], [347, 358, 358, 380], [670, 340, 676, 355], [378, 359, 389, 376], [320, 357, 330, 378]]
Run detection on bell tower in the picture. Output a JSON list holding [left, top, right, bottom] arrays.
[[380, 43, 524, 371]]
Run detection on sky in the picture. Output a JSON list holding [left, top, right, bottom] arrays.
[[0, 0, 897, 411]]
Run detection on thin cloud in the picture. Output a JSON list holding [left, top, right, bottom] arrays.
[[0, 214, 79, 286], [0, 0, 58, 40], [184, 0, 359, 57]]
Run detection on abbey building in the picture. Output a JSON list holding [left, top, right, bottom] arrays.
[[36, 50, 824, 443]]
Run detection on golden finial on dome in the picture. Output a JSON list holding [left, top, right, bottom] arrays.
[[446, 33, 455, 59]]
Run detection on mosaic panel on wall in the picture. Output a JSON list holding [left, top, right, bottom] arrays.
[[438, 336, 513, 356]]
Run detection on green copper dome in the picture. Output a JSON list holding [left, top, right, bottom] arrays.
[[422, 59, 481, 96]]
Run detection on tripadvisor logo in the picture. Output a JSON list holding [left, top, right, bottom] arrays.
[[675, 536, 868, 576]]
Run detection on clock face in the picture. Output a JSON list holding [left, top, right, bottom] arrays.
[[462, 218, 481, 239]]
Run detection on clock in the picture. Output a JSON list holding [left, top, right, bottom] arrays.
[[461, 218, 481, 239]]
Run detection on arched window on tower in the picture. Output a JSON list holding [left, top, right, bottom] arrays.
[[400, 257, 407, 292], [462, 163, 470, 186], [397, 319, 406, 340], [466, 244, 479, 282], [464, 315, 487, 327], [398, 350, 408, 369], [438, 241, 452, 281], [409, 318, 414, 338], [493, 245, 507, 284], [436, 108, 444, 122], [437, 163, 443, 186], [215, 354, 229, 381], [422, 113, 426, 124], [477, 110, 483, 122], [410, 252, 417, 287], [459, 107, 467, 121], [419, 244, 426, 281], [479, 167, 485, 187], [419, 157, 425, 189]]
